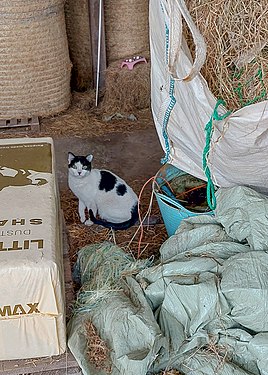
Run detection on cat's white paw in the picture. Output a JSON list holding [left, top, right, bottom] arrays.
[[84, 219, 93, 226]]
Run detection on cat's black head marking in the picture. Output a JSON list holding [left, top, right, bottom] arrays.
[[68, 152, 93, 171]]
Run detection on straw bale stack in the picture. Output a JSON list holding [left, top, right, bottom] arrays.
[[184, 0, 268, 111], [101, 59, 151, 116], [104, 0, 150, 64], [0, 0, 71, 120], [65, 0, 93, 90]]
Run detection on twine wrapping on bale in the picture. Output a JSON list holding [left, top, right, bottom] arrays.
[[100, 59, 151, 116], [0, 0, 72, 119], [104, 0, 150, 64], [65, 0, 93, 90], [184, 0, 268, 111]]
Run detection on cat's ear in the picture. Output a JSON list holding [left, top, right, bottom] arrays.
[[86, 154, 93, 163], [68, 152, 75, 164]]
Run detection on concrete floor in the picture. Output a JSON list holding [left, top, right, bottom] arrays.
[[54, 126, 164, 191]]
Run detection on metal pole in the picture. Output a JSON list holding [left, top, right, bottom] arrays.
[[88, 0, 106, 102], [95, 0, 102, 106]]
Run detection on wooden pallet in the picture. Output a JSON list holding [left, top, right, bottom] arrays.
[[0, 215, 82, 375], [0, 117, 40, 132]]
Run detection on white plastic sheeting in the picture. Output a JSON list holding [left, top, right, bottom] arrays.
[[150, 0, 268, 193]]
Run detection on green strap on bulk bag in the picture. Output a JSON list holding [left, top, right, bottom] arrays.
[[203, 99, 232, 210]]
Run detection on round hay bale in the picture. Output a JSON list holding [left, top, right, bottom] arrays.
[[101, 58, 151, 116], [65, 0, 93, 90], [104, 0, 149, 64], [0, 0, 72, 119], [184, 0, 268, 111]]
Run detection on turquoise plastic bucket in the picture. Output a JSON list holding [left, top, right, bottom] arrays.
[[153, 164, 213, 236]]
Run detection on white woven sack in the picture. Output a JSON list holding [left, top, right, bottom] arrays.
[[150, 0, 268, 194]]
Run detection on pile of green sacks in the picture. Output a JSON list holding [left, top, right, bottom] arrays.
[[68, 185, 268, 375]]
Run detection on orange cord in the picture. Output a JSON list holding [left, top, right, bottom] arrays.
[[176, 183, 206, 199]]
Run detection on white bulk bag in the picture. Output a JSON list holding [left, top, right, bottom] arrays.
[[150, 0, 268, 195]]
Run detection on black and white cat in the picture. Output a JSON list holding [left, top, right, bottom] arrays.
[[68, 152, 139, 230]]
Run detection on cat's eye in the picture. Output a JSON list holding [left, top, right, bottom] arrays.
[[82, 166, 88, 170], [72, 165, 77, 169]]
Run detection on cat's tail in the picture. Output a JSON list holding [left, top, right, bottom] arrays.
[[88, 204, 138, 230]]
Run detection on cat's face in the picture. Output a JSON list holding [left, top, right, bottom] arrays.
[[68, 152, 93, 178]]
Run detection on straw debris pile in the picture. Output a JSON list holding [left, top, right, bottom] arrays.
[[36, 91, 154, 138], [100, 59, 151, 116], [184, 0, 268, 111]]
